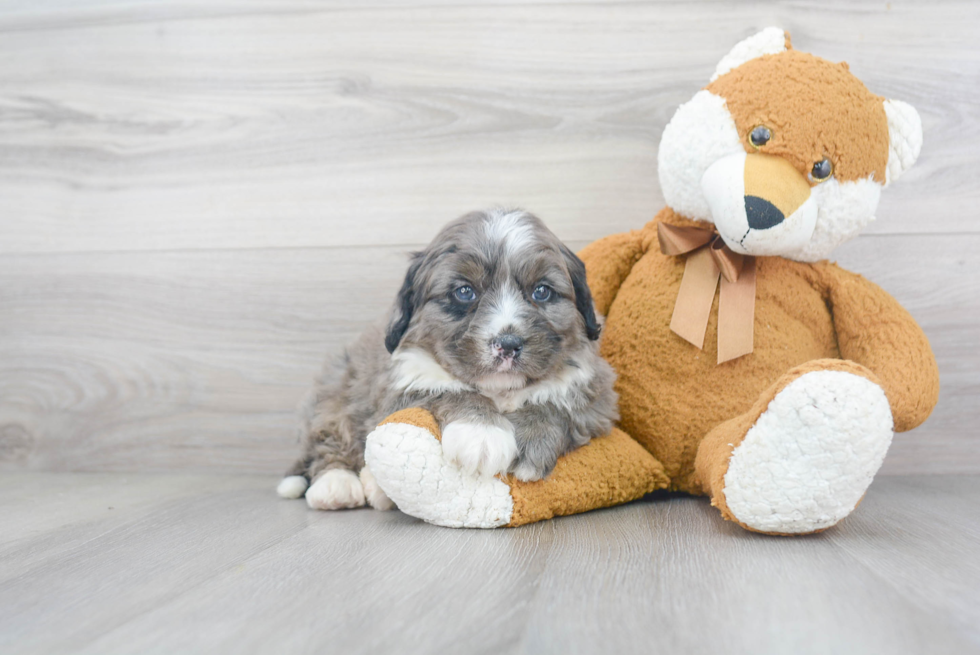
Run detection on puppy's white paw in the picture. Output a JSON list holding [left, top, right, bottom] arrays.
[[512, 461, 544, 482], [359, 465, 395, 511], [276, 475, 309, 499], [441, 421, 518, 478], [306, 469, 366, 510]]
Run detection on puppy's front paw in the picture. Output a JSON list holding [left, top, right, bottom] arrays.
[[442, 422, 517, 478], [276, 475, 309, 499], [359, 465, 395, 511], [306, 469, 366, 510], [512, 460, 545, 482]]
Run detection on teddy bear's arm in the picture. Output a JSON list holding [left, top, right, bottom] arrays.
[[364, 408, 669, 528], [823, 265, 940, 432], [577, 230, 648, 316]]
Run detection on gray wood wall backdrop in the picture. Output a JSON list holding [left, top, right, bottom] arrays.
[[0, 0, 977, 476]]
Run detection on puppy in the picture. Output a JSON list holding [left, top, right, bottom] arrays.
[[277, 208, 618, 511]]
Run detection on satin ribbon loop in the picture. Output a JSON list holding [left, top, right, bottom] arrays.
[[657, 223, 756, 364], [709, 236, 743, 284], [657, 223, 715, 256]]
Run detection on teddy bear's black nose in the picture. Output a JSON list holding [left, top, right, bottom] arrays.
[[744, 195, 785, 230]]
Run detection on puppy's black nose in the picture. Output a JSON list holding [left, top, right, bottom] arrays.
[[744, 195, 785, 230], [494, 334, 524, 357]]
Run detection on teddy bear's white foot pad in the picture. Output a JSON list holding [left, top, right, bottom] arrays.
[[723, 370, 893, 534], [364, 422, 514, 528]]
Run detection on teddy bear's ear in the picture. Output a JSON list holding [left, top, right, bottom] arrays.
[[711, 27, 790, 82], [883, 99, 923, 186]]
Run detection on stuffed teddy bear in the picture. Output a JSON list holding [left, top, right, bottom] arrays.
[[363, 27, 940, 534]]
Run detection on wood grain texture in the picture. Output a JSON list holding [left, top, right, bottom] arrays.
[[0, 1, 977, 255], [0, 246, 412, 474], [0, 0, 977, 475], [0, 472, 978, 654]]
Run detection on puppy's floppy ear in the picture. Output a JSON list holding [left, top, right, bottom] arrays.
[[385, 252, 423, 354], [560, 245, 602, 341]]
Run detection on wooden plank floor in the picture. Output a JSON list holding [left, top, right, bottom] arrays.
[[1, 473, 978, 654]]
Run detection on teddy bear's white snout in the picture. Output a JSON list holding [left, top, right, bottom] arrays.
[[701, 151, 818, 257]]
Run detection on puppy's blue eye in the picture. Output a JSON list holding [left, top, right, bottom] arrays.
[[531, 285, 553, 302], [453, 285, 477, 302]]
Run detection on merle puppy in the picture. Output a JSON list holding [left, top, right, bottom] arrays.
[[277, 208, 618, 511]]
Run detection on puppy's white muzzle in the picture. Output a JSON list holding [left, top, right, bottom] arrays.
[[490, 335, 523, 372], [701, 152, 817, 257]]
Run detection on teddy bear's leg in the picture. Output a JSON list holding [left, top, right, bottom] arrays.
[[694, 359, 894, 535], [365, 408, 669, 528]]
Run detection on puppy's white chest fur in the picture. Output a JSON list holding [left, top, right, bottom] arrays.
[[390, 348, 474, 394], [480, 361, 595, 413], [392, 347, 594, 413], [488, 393, 526, 414]]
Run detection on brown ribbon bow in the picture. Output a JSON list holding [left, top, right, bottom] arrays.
[[657, 223, 756, 364]]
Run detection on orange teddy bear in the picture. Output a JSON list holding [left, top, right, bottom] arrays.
[[364, 28, 939, 534]]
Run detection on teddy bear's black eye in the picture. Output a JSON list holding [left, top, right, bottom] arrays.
[[749, 126, 771, 147], [811, 158, 833, 181]]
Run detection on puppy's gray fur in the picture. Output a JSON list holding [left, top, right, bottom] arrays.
[[281, 208, 618, 507]]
